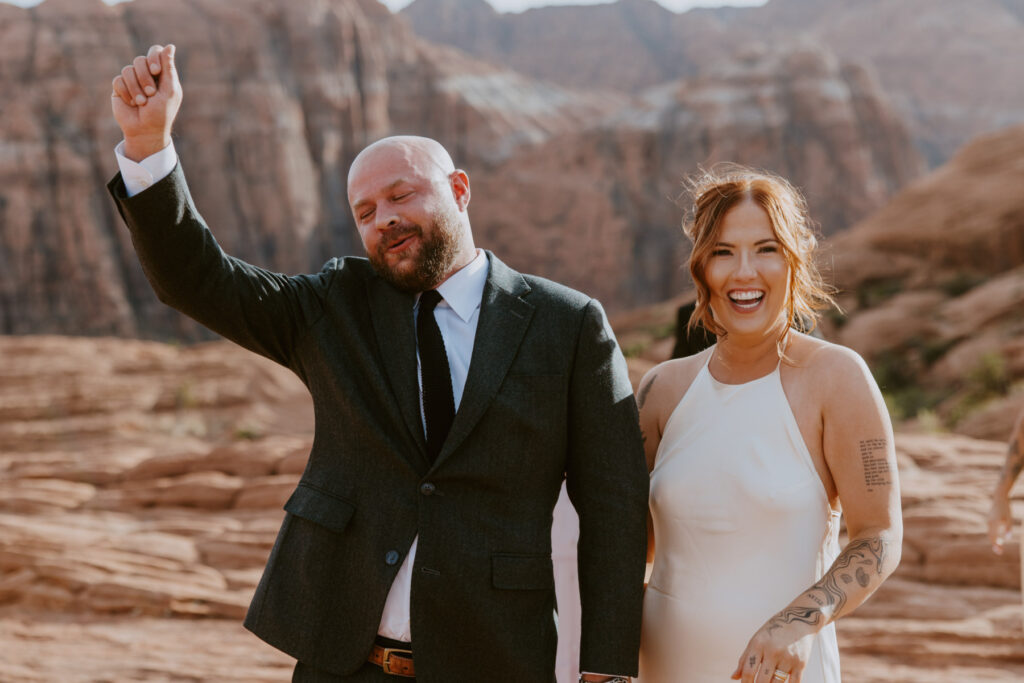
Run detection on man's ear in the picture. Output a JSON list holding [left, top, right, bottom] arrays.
[[450, 170, 470, 211]]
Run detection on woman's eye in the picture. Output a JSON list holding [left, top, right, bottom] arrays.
[[711, 249, 730, 257], [759, 245, 778, 253]]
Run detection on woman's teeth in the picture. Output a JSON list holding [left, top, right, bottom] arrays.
[[729, 291, 764, 309]]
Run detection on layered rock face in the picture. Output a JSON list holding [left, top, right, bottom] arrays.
[[0, 0, 611, 339], [824, 124, 1024, 436], [468, 45, 922, 307], [404, 0, 1024, 165], [405, 0, 697, 91], [0, 0, 924, 339], [1, 334, 1022, 681]]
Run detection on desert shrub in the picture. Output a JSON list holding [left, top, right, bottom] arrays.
[[946, 351, 1012, 426], [856, 278, 904, 309], [871, 349, 945, 422], [940, 272, 986, 298]]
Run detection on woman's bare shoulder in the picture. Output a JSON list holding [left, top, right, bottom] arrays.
[[638, 347, 714, 415], [789, 333, 876, 394]]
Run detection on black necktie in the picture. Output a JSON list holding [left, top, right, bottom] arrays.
[[417, 290, 454, 463]]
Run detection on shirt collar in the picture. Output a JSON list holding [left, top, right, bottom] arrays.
[[421, 249, 489, 323]]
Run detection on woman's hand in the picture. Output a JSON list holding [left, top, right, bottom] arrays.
[[731, 619, 815, 683]]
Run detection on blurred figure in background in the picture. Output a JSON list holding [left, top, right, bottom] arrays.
[[636, 167, 902, 683], [988, 409, 1024, 555]]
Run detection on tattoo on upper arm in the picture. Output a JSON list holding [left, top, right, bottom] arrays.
[[637, 373, 658, 410], [859, 438, 892, 492], [766, 537, 888, 634]]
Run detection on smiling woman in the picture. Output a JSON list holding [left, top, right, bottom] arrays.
[[635, 166, 902, 683], [683, 167, 835, 346]]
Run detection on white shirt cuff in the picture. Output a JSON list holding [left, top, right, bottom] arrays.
[[114, 140, 177, 197]]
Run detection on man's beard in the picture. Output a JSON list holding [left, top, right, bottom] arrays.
[[369, 214, 461, 293]]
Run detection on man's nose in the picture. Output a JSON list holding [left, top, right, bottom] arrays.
[[376, 212, 400, 232]]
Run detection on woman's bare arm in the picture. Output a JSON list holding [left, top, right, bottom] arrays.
[[733, 346, 902, 683]]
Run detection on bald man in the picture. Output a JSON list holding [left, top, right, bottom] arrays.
[[109, 45, 647, 683]]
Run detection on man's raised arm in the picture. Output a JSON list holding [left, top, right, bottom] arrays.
[[107, 44, 331, 370]]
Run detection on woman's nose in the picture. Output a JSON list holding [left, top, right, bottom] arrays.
[[735, 251, 756, 278]]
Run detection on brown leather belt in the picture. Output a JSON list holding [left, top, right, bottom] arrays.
[[368, 642, 415, 677]]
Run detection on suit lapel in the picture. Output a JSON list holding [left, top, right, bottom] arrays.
[[432, 252, 534, 469], [367, 276, 430, 472]]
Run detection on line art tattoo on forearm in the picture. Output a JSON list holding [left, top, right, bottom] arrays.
[[766, 537, 888, 634]]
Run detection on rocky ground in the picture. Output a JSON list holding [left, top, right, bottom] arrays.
[[1, 335, 1022, 681]]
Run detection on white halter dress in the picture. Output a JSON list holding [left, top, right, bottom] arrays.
[[639, 354, 842, 682]]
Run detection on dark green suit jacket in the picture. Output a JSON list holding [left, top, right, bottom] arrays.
[[109, 164, 648, 682]]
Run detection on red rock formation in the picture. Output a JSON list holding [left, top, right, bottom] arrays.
[[403, 0, 697, 91], [468, 45, 923, 308], [404, 0, 1024, 166], [822, 124, 1024, 434], [1, 334, 1022, 681], [0, 0, 925, 339], [0, 0, 609, 339]]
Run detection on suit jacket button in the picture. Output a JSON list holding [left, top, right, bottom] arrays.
[[419, 482, 436, 496], [385, 550, 400, 566]]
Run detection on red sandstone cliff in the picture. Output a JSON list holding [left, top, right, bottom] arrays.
[[823, 124, 1024, 438], [404, 0, 1024, 166], [0, 0, 922, 339], [468, 45, 923, 308], [0, 0, 612, 339]]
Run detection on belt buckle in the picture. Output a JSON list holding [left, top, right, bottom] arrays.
[[381, 647, 413, 676]]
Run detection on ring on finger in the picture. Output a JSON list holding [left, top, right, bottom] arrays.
[[771, 670, 790, 682]]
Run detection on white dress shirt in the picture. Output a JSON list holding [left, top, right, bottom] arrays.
[[380, 249, 488, 641], [115, 140, 178, 196], [115, 141, 490, 643]]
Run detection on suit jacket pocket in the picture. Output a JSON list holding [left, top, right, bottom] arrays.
[[283, 483, 355, 534], [492, 553, 554, 590]]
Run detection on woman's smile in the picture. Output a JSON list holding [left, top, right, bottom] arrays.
[[727, 288, 765, 311]]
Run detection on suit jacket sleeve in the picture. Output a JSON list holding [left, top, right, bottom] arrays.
[[108, 163, 332, 371], [566, 298, 649, 676]]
